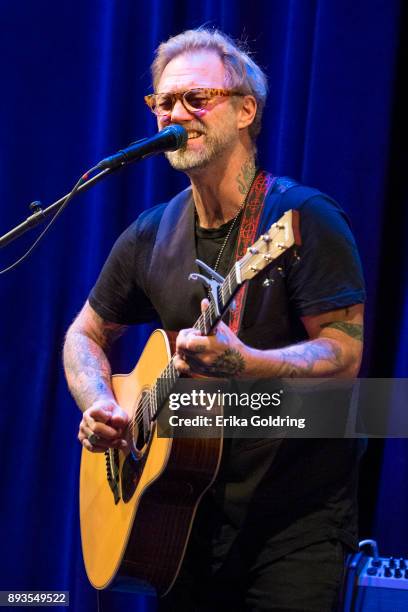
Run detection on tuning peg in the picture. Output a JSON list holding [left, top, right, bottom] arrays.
[[262, 234, 272, 242], [249, 247, 259, 254]]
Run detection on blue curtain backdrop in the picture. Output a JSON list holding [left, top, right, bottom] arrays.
[[0, 1, 406, 610]]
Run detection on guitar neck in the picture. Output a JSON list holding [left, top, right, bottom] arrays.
[[150, 265, 241, 419], [193, 265, 239, 334]]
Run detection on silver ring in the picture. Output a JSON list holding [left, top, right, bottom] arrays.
[[87, 432, 100, 446]]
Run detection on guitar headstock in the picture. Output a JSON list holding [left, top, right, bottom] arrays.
[[237, 209, 300, 282]]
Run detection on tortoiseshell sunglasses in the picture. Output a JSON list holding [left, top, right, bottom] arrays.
[[144, 88, 245, 116]]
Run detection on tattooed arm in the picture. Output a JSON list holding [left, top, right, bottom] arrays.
[[174, 302, 364, 378], [63, 300, 130, 452], [244, 303, 364, 378]]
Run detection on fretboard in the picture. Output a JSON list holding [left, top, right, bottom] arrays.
[[149, 263, 240, 420]]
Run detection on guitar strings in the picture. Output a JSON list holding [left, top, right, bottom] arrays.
[[129, 306, 212, 427], [127, 301, 216, 431], [128, 259, 241, 432]]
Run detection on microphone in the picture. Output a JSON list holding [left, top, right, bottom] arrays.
[[97, 125, 188, 169]]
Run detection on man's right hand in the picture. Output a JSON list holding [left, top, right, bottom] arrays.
[[78, 399, 129, 453]]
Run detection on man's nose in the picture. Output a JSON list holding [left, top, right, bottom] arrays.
[[170, 98, 194, 122]]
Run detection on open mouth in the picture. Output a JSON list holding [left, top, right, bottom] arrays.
[[187, 131, 203, 140]]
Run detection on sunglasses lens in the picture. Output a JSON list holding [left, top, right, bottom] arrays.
[[153, 94, 173, 115], [184, 90, 209, 111]]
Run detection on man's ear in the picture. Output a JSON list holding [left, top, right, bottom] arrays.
[[237, 95, 257, 130]]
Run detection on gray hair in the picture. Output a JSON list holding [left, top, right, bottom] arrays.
[[151, 28, 268, 141]]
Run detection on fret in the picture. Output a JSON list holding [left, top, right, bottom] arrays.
[[194, 312, 206, 334], [156, 376, 165, 408], [204, 308, 211, 334], [147, 360, 179, 420], [206, 302, 217, 332], [218, 268, 239, 312], [200, 311, 208, 333], [168, 362, 178, 385]]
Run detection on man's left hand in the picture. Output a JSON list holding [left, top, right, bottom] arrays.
[[174, 299, 247, 377]]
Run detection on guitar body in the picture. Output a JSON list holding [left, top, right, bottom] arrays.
[[80, 329, 223, 596]]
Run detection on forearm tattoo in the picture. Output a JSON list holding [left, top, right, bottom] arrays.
[[63, 322, 127, 410], [212, 349, 246, 376], [273, 339, 345, 377], [186, 348, 246, 377], [320, 321, 363, 341]]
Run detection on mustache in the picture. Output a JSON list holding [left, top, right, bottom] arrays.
[[171, 122, 207, 135]]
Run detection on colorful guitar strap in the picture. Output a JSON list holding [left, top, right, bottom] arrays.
[[229, 171, 299, 335], [228, 170, 275, 334]]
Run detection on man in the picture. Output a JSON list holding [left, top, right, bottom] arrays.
[[64, 28, 365, 611]]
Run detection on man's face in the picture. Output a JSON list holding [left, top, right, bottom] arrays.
[[156, 51, 242, 172]]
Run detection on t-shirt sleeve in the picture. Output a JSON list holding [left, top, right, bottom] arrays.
[[284, 194, 366, 316], [88, 214, 160, 325]]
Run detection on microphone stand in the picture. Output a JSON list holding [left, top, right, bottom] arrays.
[[0, 167, 113, 249], [0, 126, 188, 251]]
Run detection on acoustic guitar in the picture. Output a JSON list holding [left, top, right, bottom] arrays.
[[79, 209, 300, 596]]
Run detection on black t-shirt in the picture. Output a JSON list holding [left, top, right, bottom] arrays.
[[89, 183, 365, 337], [195, 213, 241, 279], [89, 179, 366, 559]]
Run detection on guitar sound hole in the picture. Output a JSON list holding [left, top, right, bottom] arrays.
[[121, 454, 144, 503], [122, 390, 153, 503], [135, 424, 148, 451], [131, 389, 153, 456]]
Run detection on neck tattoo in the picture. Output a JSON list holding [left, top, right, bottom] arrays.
[[212, 166, 257, 274]]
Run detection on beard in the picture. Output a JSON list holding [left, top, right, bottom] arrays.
[[164, 119, 237, 172]]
